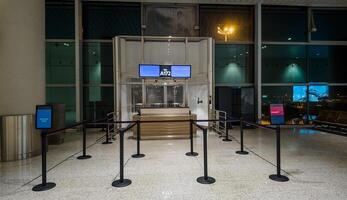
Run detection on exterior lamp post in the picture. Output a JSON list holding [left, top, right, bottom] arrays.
[[217, 26, 235, 42]]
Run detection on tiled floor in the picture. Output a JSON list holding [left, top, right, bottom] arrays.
[[1, 127, 347, 200]]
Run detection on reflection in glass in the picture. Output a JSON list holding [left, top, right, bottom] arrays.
[[131, 84, 142, 113], [46, 87, 76, 125], [311, 9, 347, 41], [46, 2, 74, 39], [46, 42, 75, 84], [215, 44, 253, 85], [83, 87, 113, 121], [308, 45, 347, 83], [262, 86, 307, 125], [83, 42, 113, 84], [144, 5, 197, 37], [200, 5, 254, 42], [262, 45, 306, 83], [167, 85, 184, 106], [262, 6, 307, 42], [146, 85, 164, 105], [82, 2, 141, 39]]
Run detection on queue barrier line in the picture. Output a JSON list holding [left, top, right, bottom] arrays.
[[33, 117, 288, 191]]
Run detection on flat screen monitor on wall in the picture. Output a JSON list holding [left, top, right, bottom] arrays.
[[309, 85, 329, 102], [139, 64, 191, 78], [292, 84, 329, 102], [293, 85, 307, 102]]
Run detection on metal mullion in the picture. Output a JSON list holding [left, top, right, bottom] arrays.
[[46, 84, 76, 87], [83, 39, 113, 43], [45, 39, 75, 43]]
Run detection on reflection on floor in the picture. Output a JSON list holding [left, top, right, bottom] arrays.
[[1, 127, 347, 200]]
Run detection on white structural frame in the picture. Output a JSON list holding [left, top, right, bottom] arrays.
[[113, 36, 213, 123]]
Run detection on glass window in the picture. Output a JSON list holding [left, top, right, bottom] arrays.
[[215, 44, 254, 85], [308, 86, 347, 122], [146, 85, 164, 105], [83, 87, 114, 121], [199, 5, 254, 42], [311, 9, 347, 41], [262, 6, 307, 42], [46, 2, 74, 39], [262, 45, 306, 83], [83, 2, 141, 39], [308, 45, 347, 83], [262, 86, 307, 125], [46, 42, 75, 84], [131, 84, 142, 113], [167, 85, 184, 105], [144, 4, 198, 37], [83, 42, 113, 84], [46, 87, 76, 125]]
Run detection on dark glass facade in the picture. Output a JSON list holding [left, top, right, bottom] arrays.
[[45, 2, 347, 125], [262, 6, 307, 42]]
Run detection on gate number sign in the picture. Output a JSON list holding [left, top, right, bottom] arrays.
[[35, 105, 53, 129]]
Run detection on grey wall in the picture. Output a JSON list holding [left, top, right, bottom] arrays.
[[0, 0, 45, 115]]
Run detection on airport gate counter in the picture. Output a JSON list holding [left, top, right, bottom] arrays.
[[133, 107, 197, 139], [127, 63, 201, 139]]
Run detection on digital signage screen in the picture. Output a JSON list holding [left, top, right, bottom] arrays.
[[270, 104, 285, 125], [35, 105, 53, 129], [292, 84, 329, 102], [139, 64, 191, 78], [293, 85, 307, 102], [309, 85, 329, 102], [139, 64, 160, 77], [171, 65, 191, 78]]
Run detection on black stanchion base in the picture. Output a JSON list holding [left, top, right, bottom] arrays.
[[236, 150, 249, 155], [269, 174, 289, 182], [131, 153, 145, 158], [102, 141, 113, 144], [185, 152, 199, 157], [32, 182, 56, 192], [112, 179, 132, 187], [197, 176, 216, 184], [222, 138, 232, 142], [77, 155, 92, 160]]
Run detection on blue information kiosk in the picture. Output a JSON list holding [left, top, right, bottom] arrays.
[[32, 105, 56, 191]]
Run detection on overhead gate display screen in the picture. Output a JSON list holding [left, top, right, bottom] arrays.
[[139, 64, 191, 78]]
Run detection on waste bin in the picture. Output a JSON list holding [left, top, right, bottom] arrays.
[[0, 114, 40, 162]]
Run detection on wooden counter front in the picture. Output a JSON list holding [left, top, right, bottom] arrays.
[[133, 108, 197, 139]]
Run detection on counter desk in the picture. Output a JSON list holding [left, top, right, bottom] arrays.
[[133, 108, 197, 139]]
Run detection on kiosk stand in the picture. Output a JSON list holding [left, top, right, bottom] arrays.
[[32, 105, 56, 192]]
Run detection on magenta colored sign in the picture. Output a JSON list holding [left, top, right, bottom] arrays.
[[270, 104, 284, 116], [270, 104, 285, 125]]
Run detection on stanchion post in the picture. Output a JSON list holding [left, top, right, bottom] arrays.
[[186, 119, 198, 156], [112, 129, 132, 187], [132, 120, 145, 158], [222, 121, 232, 142], [32, 131, 56, 191], [269, 125, 289, 182], [77, 124, 92, 160], [102, 123, 113, 144], [197, 128, 215, 184], [236, 118, 249, 155]]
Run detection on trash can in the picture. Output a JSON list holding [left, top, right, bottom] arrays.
[[0, 114, 41, 162]]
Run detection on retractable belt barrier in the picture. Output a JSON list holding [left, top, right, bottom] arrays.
[[33, 117, 289, 192]]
